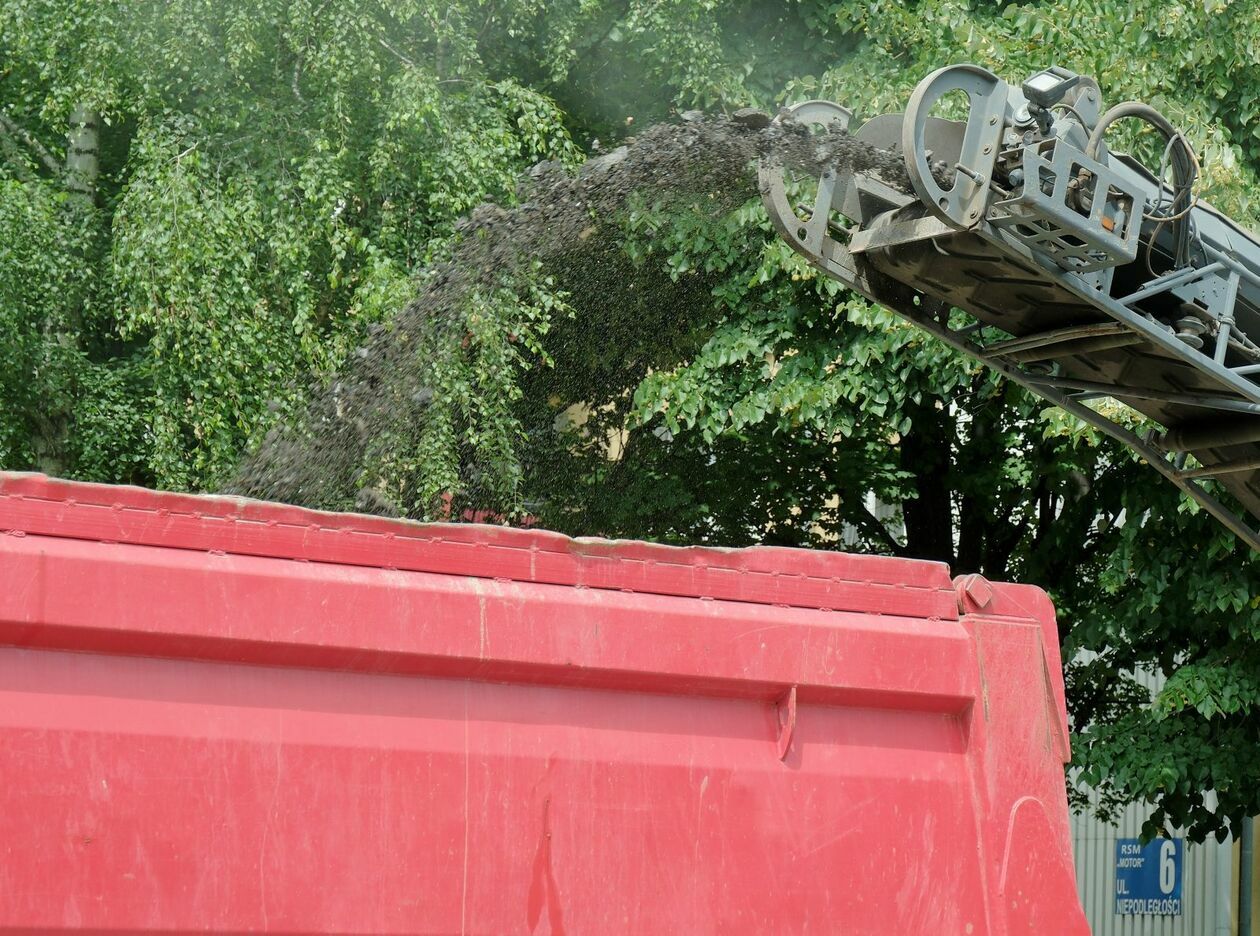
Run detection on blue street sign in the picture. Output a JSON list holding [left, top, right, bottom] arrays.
[[1115, 837, 1182, 915]]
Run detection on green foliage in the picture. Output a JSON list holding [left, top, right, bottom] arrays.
[[371, 73, 580, 263], [1, 0, 594, 489], [112, 128, 295, 487], [359, 263, 573, 518], [1062, 480, 1260, 839], [0, 176, 91, 470], [3, 0, 1260, 840]]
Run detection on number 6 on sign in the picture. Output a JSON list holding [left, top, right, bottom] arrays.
[[1159, 840, 1177, 895]]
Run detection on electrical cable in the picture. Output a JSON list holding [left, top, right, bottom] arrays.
[[1086, 101, 1199, 271], [1049, 101, 1090, 127]]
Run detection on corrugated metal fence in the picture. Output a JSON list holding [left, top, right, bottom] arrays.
[[1072, 794, 1231, 935], [1071, 667, 1234, 935]]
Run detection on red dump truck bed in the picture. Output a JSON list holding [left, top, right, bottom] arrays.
[[0, 473, 1088, 934]]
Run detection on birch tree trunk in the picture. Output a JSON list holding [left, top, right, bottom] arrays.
[[65, 105, 99, 206], [31, 105, 99, 476]]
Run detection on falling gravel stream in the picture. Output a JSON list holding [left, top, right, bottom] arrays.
[[227, 112, 920, 516]]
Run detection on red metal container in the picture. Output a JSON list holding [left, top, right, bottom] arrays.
[[0, 473, 1089, 934]]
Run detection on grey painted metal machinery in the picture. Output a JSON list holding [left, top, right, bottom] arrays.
[[761, 64, 1260, 552]]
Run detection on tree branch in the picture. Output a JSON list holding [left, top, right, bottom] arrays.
[[291, 56, 305, 103], [0, 107, 60, 175], [849, 497, 909, 558], [289, 0, 331, 105], [378, 36, 417, 69], [573, 0, 633, 67], [476, 1, 501, 44], [0, 127, 36, 182], [985, 494, 1032, 577]]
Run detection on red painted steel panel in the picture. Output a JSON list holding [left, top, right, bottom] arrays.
[[0, 473, 959, 620], [0, 475, 1088, 934]]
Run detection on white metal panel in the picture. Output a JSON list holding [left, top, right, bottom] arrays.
[[1071, 667, 1231, 935]]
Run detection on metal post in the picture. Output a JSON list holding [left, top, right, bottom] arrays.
[[1214, 271, 1241, 365], [1242, 816, 1255, 936], [1214, 791, 1233, 936]]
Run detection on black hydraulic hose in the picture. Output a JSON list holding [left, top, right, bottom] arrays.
[[1085, 101, 1198, 268]]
